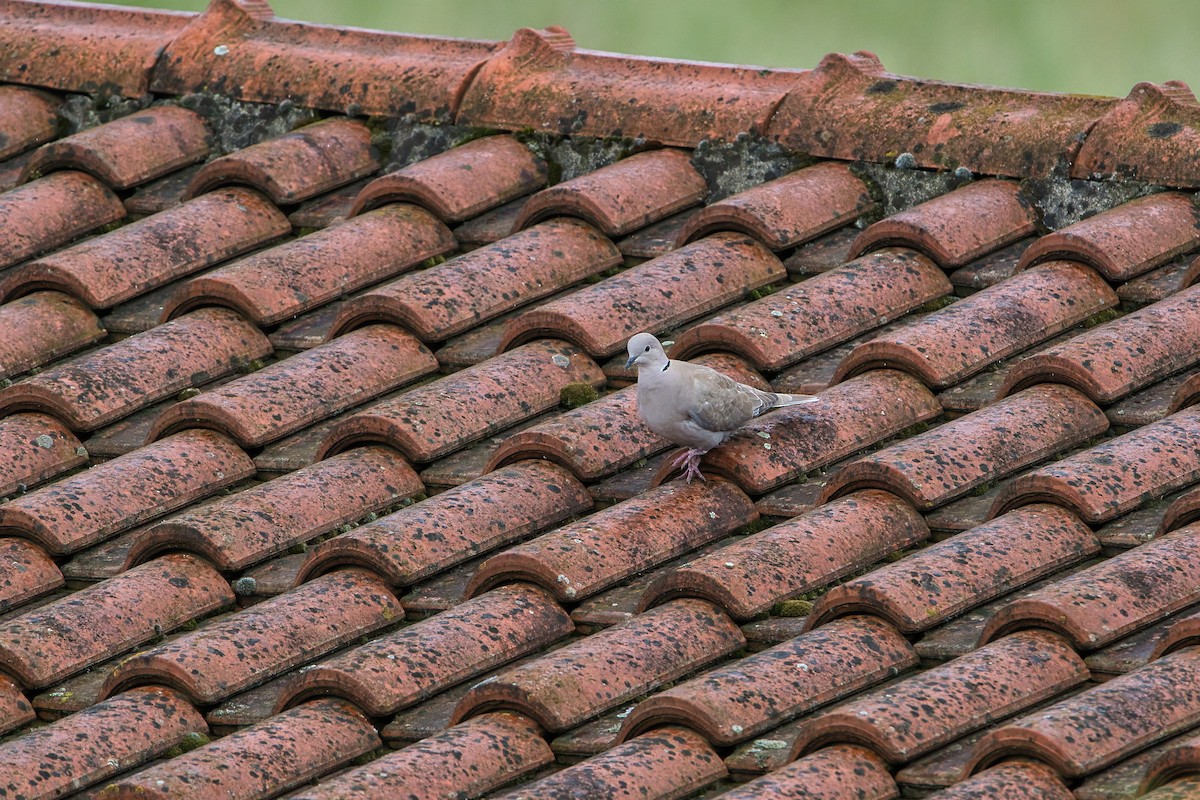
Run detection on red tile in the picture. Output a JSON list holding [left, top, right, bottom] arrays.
[[130, 447, 421, 572], [287, 178, 367, 229], [1084, 604, 1200, 678], [925, 761, 1074, 800], [822, 385, 1109, 509], [1103, 369, 1200, 427], [494, 726, 726, 800], [299, 461, 591, 587], [331, 217, 619, 342], [0, 686, 206, 799], [0, 292, 105, 380], [849, 180, 1037, 268], [1018, 192, 1200, 282], [503, 233, 785, 357], [151, 0, 499, 120], [267, 300, 346, 353], [1143, 775, 1200, 799], [0, 149, 32, 193], [101, 569, 401, 704], [913, 561, 1099, 662], [0, 308, 272, 431], [641, 490, 926, 621], [619, 210, 696, 258], [0, 86, 57, 160], [1118, 254, 1200, 306], [273, 583, 572, 716], [459, 25, 802, 147], [184, 117, 379, 205], [948, 238, 1033, 293], [454, 599, 742, 732], [1074, 81, 1200, 187], [676, 162, 875, 250], [97, 698, 379, 799], [0, 429, 253, 555], [0, 553, 232, 688], [981, 527, 1200, 650], [350, 135, 547, 222], [1002, 285, 1200, 403], [671, 247, 951, 371], [418, 414, 549, 489], [165, 204, 455, 326], [785, 631, 1087, 763], [2, 187, 290, 309], [1096, 483, 1200, 550], [1141, 732, 1200, 796], [770, 51, 1115, 178], [292, 712, 552, 800], [966, 646, 1200, 778], [1158, 607, 1200, 659], [833, 261, 1118, 388], [0, 411, 86, 497], [992, 406, 1200, 524], [454, 197, 529, 247], [123, 164, 198, 216], [715, 744, 898, 800], [811, 505, 1099, 634], [514, 148, 707, 236], [0, 673, 33, 735], [318, 339, 605, 462], [0, 537, 62, 613], [0, 171, 125, 269], [784, 226, 860, 277], [148, 325, 437, 447], [466, 479, 757, 603], [0, 1, 192, 96], [697, 369, 941, 494], [21, 105, 210, 190], [619, 615, 916, 747], [1072, 731, 1199, 800]]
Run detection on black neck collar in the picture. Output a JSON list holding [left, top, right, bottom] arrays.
[[661, 360, 670, 372]]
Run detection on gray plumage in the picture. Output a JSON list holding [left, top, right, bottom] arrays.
[[625, 332, 817, 481]]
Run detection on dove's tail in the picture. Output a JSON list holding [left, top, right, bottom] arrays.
[[771, 392, 819, 408]]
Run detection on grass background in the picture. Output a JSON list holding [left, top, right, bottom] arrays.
[[99, 0, 1194, 98]]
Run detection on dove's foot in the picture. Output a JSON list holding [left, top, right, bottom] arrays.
[[671, 448, 708, 483]]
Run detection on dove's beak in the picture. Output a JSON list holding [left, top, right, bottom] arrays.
[[624, 354, 638, 370]]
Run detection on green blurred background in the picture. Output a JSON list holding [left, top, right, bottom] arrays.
[[101, 0, 1194, 98]]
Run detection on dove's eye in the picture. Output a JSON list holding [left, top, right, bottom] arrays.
[[644, 345, 651, 352]]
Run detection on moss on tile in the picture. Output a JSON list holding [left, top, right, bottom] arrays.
[[516, 132, 644, 184], [56, 92, 151, 136], [173, 93, 318, 157], [691, 132, 811, 202], [851, 160, 970, 220], [1021, 163, 1163, 231], [560, 382, 600, 409]]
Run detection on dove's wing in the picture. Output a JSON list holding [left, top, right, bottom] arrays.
[[677, 363, 772, 434]]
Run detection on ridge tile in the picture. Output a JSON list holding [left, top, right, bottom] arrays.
[[513, 148, 706, 236], [1, 186, 291, 309], [349, 135, 548, 222], [148, 325, 437, 447], [0, 429, 253, 555], [849, 179, 1037, 268], [465, 478, 756, 602], [21, 105, 210, 190], [0, 308, 272, 431], [640, 489, 926, 620], [451, 598, 744, 732], [165, 203, 456, 326], [298, 461, 591, 588], [619, 615, 917, 746], [272, 583, 573, 717], [100, 569, 402, 705], [670, 247, 951, 371], [183, 117, 380, 205], [458, 25, 802, 146]]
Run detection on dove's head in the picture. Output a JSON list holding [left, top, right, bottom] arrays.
[[625, 332, 667, 371]]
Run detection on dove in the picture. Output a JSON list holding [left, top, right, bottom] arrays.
[[625, 332, 818, 482]]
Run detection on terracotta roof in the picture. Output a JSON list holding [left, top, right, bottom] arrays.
[[1, 0, 1200, 797]]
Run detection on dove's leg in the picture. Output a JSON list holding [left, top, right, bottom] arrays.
[[670, 448, 708, 483]]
